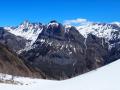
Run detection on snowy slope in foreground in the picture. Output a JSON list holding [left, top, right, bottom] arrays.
[[0, 59, 120, 90]]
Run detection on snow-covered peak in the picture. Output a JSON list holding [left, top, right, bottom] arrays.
[[64, 24, 72, 29], [76, 23, 120, 49], [48, 20, 59, 27], [21, 20, 30, 28], [4, 21, 43, 44], [77, 23, 119, 39], [48, 22, 59, 26], [4, 20, 120, 49]]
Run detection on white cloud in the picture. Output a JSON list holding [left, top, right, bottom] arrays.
[[111, 22, 120, 26], [63, 18, 91, 26]]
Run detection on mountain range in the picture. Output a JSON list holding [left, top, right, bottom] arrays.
[[0, 20, 120, 80]]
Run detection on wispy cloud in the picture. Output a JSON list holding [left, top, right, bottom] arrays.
[[111, 22, 120, 25], [63, 18, 91, 26]]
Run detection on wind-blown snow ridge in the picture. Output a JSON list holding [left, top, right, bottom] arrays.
[[48, 22, 59, 27], [0, 59, 120, 90]]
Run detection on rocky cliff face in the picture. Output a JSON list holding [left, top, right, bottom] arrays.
[[20, 21, 109, 79], [0, 27, 29, 52], [0, 28, 47, 78], [0, 43, 31, 77], [77, 23, 120, 63], [2, 21, 120, 80]]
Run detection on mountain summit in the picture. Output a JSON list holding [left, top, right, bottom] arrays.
[[1, 20, 120, 79]]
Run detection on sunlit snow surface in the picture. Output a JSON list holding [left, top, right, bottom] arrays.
[[0, 59, 120, 90]]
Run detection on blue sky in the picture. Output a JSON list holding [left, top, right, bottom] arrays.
[[0, 0, 120, 26]]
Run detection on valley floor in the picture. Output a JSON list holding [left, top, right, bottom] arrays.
[[0, 59, 120, 90]]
